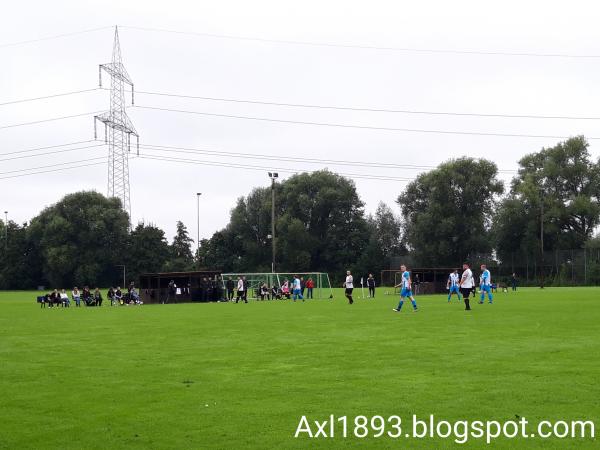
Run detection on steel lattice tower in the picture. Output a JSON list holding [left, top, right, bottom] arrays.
[[95, 26, 138, 219]]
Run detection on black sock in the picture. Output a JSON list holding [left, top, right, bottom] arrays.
[[465, 298, 471, 310]]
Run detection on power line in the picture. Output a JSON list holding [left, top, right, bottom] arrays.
[[136, 154, 416, 182], [139, 142, 517, 173], [0, 156, 107, 175], [0, 161, 107, 180], [0, 143, 106, 162], [134, 105, 595, 140], [120, 25, 600, 59], [131, 88, 600, 121], [0, 139, 96, 156], [0, 110, 104, 130], [0, 88, 100, 107], [0, 26, 112, 49]]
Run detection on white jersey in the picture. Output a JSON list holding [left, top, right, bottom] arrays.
[[449, 273, 460, 287], [237, 279, 244, 291], [345, 275, 354, 289], [293, 278, 301, 290], [461, 269, 474, 288]]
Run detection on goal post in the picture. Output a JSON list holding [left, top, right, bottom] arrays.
[[221, 272, 333, 299]]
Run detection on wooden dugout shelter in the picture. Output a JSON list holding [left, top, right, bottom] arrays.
[[139, 270, 222, 304]]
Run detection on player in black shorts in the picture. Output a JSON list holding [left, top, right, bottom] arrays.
[[344, 270, 354, 304]]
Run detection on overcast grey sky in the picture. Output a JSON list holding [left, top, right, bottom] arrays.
[[1, 0, 599, 243]]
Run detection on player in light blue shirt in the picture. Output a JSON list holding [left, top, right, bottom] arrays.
[[447, 269, 462, 302], [292, 275, 304, 301], [392, 265, 418, 312], [479, 264, 493, 304]]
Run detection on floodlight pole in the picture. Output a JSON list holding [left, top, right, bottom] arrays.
[[268, 173, 278, 273], [116, 265, 126, 288], [196, 193, 202, 258], [3, 211, 7, 251], [540, 192, 545, 289]]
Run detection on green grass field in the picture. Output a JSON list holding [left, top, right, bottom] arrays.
[[0, 287, 598, 449]]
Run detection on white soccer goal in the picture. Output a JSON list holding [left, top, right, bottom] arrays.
[[221, 272, 333, 300]]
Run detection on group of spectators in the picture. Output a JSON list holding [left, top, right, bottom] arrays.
[[224, 276, 316, 303], [38, 283, 142, 308]]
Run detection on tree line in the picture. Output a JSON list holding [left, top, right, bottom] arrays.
[[1, 136, 600, 289]]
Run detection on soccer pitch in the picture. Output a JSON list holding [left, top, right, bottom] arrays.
[[0, 288, 598, 449]]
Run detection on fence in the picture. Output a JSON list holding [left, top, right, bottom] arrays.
[[385, 249, 600, 287]]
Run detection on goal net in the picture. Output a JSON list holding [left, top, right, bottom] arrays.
[[221, 272, 333, 299]]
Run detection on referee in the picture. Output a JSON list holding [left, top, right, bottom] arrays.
[[459, 262, 474, 311]]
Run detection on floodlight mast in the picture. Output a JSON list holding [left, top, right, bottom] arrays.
[[268, 172, 279, 273]]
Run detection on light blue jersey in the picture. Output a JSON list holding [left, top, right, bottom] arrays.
[[481, 269, 491, 286], [395, 270, 418, 312], [480, 269, 493, 303]]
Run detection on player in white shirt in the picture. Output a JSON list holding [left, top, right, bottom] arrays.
[[447, 269, 462, 302], [292, 275, 304, 302], [459, 262, 474, 311], [343, 270, 354, 304], [392, 264, 418, 312], [479, 264, 493, 304]]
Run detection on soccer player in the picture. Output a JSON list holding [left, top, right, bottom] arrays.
[[343, 270, 354, 304], [459, 262, 474, 311], [479, 264, 493, 304], [292, 275, 304, 302], [392, 265, 418, 312], [447, 269, 462, 302]]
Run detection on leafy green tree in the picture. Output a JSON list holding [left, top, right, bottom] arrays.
[[355, 202, 403, 278], [27, 191, 129, 288], [0, 220, 42, 289], [494, 136, 600, 263], [125, 222, 170, 282], [198, 170, 369, 277], [166, 221, 195, 271], [397, 157, 504, 266]]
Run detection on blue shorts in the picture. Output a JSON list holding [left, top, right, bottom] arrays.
[[480, 284, 491, 293], [293, 289, 302, 295], [400, 288, 413, 298], [449, 285, 460, 294]]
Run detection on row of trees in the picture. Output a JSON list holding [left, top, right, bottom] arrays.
[[1, 136, 599, 289], [0, 192, 196, 289]]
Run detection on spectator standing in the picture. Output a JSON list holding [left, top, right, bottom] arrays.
[[226, 277, 235, 301], [511, 273, 518, 291], [367, 274, 376, 298], [306, 277, 314, 299]]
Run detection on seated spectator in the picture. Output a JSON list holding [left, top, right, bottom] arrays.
[[271, 285, 280, 300], [82, 286, 93, 306], [93, 288, 103, 306], [72, 287, 81, 307], [107, 287, 115, 305], [128, 288, 142, 305], [260, 283, 269, 300], [49, 289, 61, 308], [60, 289, 70, 307], [115, 287, 123, 305]]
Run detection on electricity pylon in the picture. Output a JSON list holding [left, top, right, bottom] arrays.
[[94, 26, 139, 220]]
